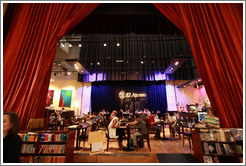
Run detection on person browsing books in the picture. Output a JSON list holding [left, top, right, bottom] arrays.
[[3, 112, 22, 163], [200, 108, 220, 128]]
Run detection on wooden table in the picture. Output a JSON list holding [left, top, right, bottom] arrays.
[[67, 124, 90, 150], [119, 124, 139, 151], [157, 121, 171, 140]]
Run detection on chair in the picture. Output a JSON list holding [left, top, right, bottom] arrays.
[[136, 121, 151, 151], [106, 126, 121, 151], [181, 120, 192, 150], [78, 123, 98, 148], [26, 118, 44, 131]]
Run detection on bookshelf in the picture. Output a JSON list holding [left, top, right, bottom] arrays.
[[192, 128, 243, 163], [18, 131, 75, 163]]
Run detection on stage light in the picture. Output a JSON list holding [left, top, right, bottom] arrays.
[[74, 64, 79, 69], [103, 43, 107, 47], [68, 72, 71, 75], [169, 68, 174, 71], [97, 62, 100, 65], [175, 61, 179, 66], [81, 70, 84, 73], [141, 61, 144, 64], [117, 43, 120, 46], [78, 44, 82, 47], [90, 63, 93, 65], [69, 44, 72, 47]]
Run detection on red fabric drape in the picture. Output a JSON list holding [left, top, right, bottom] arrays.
[[154, 3, 243, 128], [3, 3, 99, 130]]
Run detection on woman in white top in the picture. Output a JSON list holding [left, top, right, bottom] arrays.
[[108, 113, 119, 139], [108, 111, 125, 148]]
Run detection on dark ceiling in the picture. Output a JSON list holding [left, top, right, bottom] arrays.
[[68, 3, 183, 35], [63, 4, 198, 81]]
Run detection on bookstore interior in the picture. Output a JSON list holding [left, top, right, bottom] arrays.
[[2, 3, 244, 164]]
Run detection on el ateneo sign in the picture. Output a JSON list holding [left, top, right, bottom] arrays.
[[119, 91, 146, 99]]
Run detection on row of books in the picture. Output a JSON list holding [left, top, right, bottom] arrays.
[[39, 145, 66, 154], [34, 156, 65, 163], [20, 156, 34, 163], [21, 144, 36, 153], [202, 142, 234, 155], [40, 133, 68, 142], [200, 130, 234, 142], [18, 132, 38, 142]]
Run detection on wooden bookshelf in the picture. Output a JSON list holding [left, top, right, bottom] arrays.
[[18, 131, 75, 163], [192, 129, 242, 163]]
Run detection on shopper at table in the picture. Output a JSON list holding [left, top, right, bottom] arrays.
[[167, 112, 177, 139], [98, 111, 105, 127], [109, 110, 117, 121], [200, 107, 220, 128], [127, 113, 148, 147], [3, 112, 22, 163], [92, 112, 100, 123], [148, 111, 161, 138], [84, 112, 92, 121]]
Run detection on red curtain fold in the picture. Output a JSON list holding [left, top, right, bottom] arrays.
[[154, 3, 243, 128], [3, 3, 99, 130]]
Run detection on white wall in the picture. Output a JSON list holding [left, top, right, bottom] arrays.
[[48, 80, 91, 116], [166, 80, 210, 111]]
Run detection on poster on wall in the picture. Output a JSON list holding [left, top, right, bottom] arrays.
[[46, 90, 54, 107], [59, 90, 73, 107]]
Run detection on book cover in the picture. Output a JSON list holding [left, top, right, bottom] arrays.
[[208, 142, 217, 154], [203, 155, 213, 163], [223, 143, 234, 154], [203, 142, 209, 154], [236, 145, 243, 154], [215, 143, 222, 155]]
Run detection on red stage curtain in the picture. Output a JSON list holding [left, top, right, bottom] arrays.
[[3, 3, 99, 130], [154, 3, 243, 128]]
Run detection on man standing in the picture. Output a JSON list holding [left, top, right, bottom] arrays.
[[194, 103, 201, 113], [148, 111, 161, 138]]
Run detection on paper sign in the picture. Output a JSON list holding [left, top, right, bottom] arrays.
[[91, 142, 104, 152], [88, 131, 107, 144]]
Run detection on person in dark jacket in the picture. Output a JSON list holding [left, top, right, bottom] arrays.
[[3, 112, 22, 163]]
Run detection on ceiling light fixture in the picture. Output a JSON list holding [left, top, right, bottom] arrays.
[[141, 61, 144, 64], [69, 44, 72, 47], [117, 43, 120, 46], [97, 62, 100, 65], [78, 44, 82, 47], [175, 61, 179, 66], [74, 64, 79, 69], [103, 43, 107, 47]]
